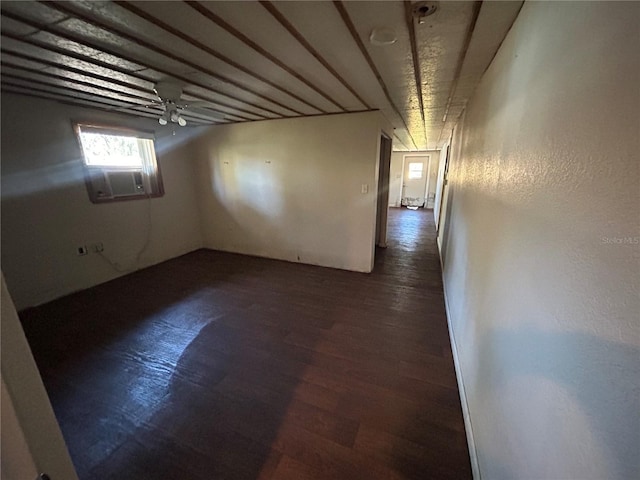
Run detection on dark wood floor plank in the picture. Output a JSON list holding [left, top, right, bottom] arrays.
[[214, 374, 359, 448], [272, 455, 327, 480], [266, 422, 406, 480], [354, 424, 467, 480], [20, 208, 472, 479]]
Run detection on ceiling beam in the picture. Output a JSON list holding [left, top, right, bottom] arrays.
[[2, 46, 266, 123], [0, 37, 256, 123], [435, 2, 484, 149], [259, 0, 370, 110], [2, 80, 150, 113], [40, 1, 294, 117], [0, 9, 267, 120], [1, 61, 154, 104], [0, 69, 225, 124], [440, 1, 482, 126], [115, 1, 325, 115], [332, 0, 419, 150], [185, 0, 347, 112], [403, 1, 428, 147], [6, 62, 245, 122], [1, 82, 216, 125], [1, 87, 160, 120], [1, 70, 151, 107]]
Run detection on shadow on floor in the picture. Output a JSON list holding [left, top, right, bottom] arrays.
[[21, 207, 471, 479]]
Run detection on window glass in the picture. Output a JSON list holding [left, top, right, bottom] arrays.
[[408, 162, 423, 179], [79, 132, 144, 168]]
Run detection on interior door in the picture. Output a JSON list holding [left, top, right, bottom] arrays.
[[434, 145, 450, 228], [402, 155, 429, 207]]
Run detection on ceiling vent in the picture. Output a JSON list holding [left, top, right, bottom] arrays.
[[412, 1, 439, 24]]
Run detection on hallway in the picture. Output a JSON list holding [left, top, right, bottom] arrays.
[[21, 207, 471, 480]]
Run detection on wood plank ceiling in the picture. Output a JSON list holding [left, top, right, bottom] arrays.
[[0, 1, 522, 150]]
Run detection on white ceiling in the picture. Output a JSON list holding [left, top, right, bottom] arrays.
[[0, 0, 522, 150]]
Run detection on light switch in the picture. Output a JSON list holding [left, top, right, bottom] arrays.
[[361, 184, 369, 194]]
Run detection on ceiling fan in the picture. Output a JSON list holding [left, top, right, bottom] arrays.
[[147, 81, 222, 127]]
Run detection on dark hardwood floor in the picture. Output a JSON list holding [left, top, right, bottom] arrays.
[[20, 207, 472, 480]]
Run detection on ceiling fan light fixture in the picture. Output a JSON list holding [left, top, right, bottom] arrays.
[[369, 27, 397, 46], [154, 81, 183, 103], [151, 81, 211, 127]]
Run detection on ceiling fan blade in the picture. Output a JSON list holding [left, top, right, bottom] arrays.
[[180, 106, 225, 120], [142, 100, 164, 109], [183, 100, 212, 108]]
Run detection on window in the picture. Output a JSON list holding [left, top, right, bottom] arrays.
[[408, 162, 423, 179], [75, 124, 163, 203]]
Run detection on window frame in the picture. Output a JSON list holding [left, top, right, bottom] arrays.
[[74, 122, 164, 204]]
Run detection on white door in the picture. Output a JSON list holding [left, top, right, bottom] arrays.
[[402, 155, 429, 207]]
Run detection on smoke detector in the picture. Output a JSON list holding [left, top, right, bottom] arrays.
[[412, 1, 438, 24]]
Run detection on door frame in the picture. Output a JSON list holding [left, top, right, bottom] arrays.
[[435, 144, 451, 229], [375, 134, 392, 248]]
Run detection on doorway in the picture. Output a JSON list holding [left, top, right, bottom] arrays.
[[375, 134, 392, 248], [402, 154, 430, 208], [434, 145, 450, 230]]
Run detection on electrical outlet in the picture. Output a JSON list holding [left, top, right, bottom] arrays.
[[77, 246, 88, 256]]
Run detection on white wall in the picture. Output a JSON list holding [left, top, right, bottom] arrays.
[[389, 150, 440, 207], [1, 275, 79, 479], [192, 111, 383, 273], [1, 376, 38, 480], [389, 151, 404, 207], [1, 94, 204, 310], [440, 2, 640, 479]]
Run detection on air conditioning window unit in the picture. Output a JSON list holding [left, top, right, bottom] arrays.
[[75, 123, 164, 204], [89, 170, 146, 200]]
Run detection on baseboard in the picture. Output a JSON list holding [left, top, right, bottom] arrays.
[[439, 254, 482, 480]]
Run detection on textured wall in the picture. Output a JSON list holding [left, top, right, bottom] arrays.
[[1, 94, 204, 309], [192, 111, 383, 272], [440, 2, 640, 479]]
